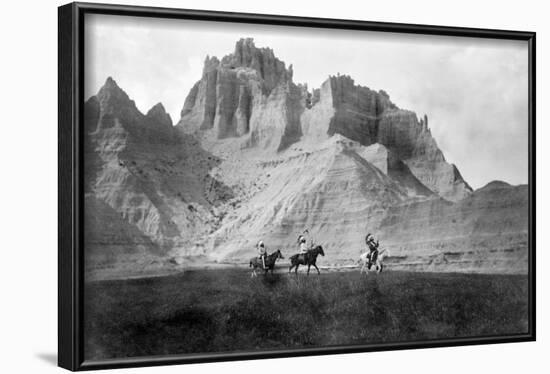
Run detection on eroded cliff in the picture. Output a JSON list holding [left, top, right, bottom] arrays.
[[177, 38, 303, 151], [84, 78, 233, 277]]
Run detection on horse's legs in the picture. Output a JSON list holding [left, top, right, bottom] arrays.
[[313, 264, 320, 275], [307, 264, 311, 276], [289, 264, 294, 273], [295, 264, 299, 275]]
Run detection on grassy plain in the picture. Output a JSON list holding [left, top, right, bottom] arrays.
[[84, 269, 529, 360]]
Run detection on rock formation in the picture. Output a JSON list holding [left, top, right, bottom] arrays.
[[300, 74, 472, 201], [204, 138, 527, 275], [177, 38, 302, 151], [378, 181, 529, 273], [84, 77, 233, 277], [178, 45, 471, 201], [84, 39, 528, 279]]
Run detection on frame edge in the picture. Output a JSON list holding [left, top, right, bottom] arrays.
[[59, 2, 536, 370], [58, 2, 80, 371], [528, 31, 536, 341]]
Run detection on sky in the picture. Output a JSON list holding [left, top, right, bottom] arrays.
[[84, 14, 529, 189]]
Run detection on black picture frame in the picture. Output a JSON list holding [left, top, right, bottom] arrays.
[[58, 2, 536, 371]]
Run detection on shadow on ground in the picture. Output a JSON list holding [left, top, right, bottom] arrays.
[[36, 352, 57, 366]]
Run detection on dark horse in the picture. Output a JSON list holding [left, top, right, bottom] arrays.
[[249, 250, 284, 277], [288, 245, 325, 275]]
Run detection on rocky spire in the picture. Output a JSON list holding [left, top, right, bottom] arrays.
[[97, 77, 131, 106], [146, 103, 173, 128], [203, 55, 220, 74], [220, 38, 291, 92], [177, 38, 301, 149]]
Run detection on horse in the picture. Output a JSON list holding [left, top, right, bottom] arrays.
[[358, 248, 390, 275], [249, 249, 284, 277], [288, 245, 325, 275]]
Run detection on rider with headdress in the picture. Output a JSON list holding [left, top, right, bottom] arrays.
[[365, 233, 379, 268], [257, 240, 267, 269], [297, 229, 310, 261]]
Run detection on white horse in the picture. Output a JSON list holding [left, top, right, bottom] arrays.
[[358, 248, 390, 274]]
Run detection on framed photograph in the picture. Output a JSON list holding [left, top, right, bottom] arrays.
[[58, 2, 535, 371]]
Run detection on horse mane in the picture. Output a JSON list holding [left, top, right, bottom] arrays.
[[266, 250, 282, 260]]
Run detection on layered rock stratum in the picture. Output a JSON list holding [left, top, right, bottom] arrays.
[[84, 39, 528, 280]]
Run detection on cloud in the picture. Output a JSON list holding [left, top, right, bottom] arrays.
[[85, 14, 528, 189]]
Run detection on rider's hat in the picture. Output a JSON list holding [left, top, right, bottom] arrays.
[[300, 236, 306, 243], [258, 240, 264, 247]]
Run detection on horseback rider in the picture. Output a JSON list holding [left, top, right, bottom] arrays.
[[257, 240, 267, 269], [297, 229, 310, 261], [365, 233, 379, 268]]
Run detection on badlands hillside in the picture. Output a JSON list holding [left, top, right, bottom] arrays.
[[83, 38, 528, 279]]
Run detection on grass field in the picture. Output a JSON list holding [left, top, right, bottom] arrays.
[[84, 269, 529, 360]]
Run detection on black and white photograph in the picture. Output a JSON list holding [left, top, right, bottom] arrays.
[[3, 0, 549, 373], [78, 9, 533, 364]]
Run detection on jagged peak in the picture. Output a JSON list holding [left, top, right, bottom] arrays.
[[146, 102, 173, 127], [203, 55, 220, 74], [235, 37, 257, 50], [148, 102, 167, 113], [323, 74, 397, 112], [232, 37, 275, 61], [419, 114, 429, 130], [451, 164, 473, 191], [327, 74, 376, 92], [327, 74, 357, 90], [105, 76, 116, 84], [97, 76, 132, 106], [219, 38, 290, 86], [100, 76, 123, 93], [329, 73, 355, 82]]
